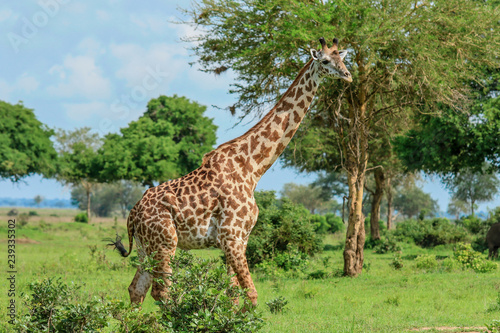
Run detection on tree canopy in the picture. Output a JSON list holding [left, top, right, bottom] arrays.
[[99, 95, 217, 187], [0, 101, 57, 181], [443, 165, 500, 216], [182, 0, 499, 276]]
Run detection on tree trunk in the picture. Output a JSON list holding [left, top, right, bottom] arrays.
[[369, 168, 385, 240], [343, 165, 366, 277], [386, 176, 393, 230], [86, 188, 91, 222], [471, 199, 475, 217]]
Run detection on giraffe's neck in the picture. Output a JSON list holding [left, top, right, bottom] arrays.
[[215, 59, 322, 187]]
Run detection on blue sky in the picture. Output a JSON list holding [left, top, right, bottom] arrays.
[[0, 0, 498, 213]]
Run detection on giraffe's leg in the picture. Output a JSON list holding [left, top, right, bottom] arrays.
[[128, 268, 153, 304], [150, 246, 176, 301], [227, 262, 240, 305], [223, 240, 257, 306]]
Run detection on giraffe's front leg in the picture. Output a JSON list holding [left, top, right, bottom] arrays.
[[223, 239, 257, 307]]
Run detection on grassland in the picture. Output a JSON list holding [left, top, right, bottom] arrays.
[[1, 208, 499, 332]]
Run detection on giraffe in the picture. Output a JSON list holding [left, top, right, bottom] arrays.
[[111, 37, 352, 306]]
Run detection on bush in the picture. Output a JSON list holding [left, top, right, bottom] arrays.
[[325, 213, 345, 234], [28, 210, 38, 216], [7, 209, 18, 216], [310, 214, 330, 234], [266, 296, 288, 314], [389, 252, 404, 270], [157, 250, 264, 333], [415, 254, 438, 271], [246, 191, 323, 267], [18, 213, 29, 227], [74, 212, 88, 223], [372, 237, 402, 254], [15, 277, 112, 332], [453, 243, 498, 273], [393, 218, 470, 248]]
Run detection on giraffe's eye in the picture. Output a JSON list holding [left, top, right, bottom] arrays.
[[322, 60, 330, 65]]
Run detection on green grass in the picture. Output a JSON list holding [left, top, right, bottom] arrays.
[[1, 218, 499, 332]]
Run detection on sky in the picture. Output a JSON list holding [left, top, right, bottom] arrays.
[[0, 0, 498, 213]]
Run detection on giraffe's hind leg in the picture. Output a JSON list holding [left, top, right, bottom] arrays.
[[223, 239, 257, 306], [128, 268, 153, 304], [150, 244, 177, 301]]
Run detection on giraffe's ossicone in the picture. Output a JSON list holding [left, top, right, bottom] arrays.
[[111, 37, 352, 306]]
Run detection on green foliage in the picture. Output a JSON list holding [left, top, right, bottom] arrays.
[[389, 252, 404, 270], [281, 182, 341, 215], [273, 247, 309, 272], [18, 213, 29, 227], [393, 218, 470, 248], [325, 213, 345, 234], [0, 101, 57, 181], [486, 320, 500, 333], [28, 211, 38, 216], [99, 95, 217, 187], [7, 208, 18, 216], [74, 212, 88, 223], [453, 243, 498, 273], [71, 181, 144, 218], [266, 296, 289, 314], [393, 185, 439, 219], [54, 127, 101, 185], [414, 254, 438, 271], [486, 292, 500, 313], [15, 277, 110, 332], [443, 165, 500, 216], [157, 250, 264, 333], [246, 191, 323, 267], [310, 213, 345, 235], [372, 237, 402, 254]]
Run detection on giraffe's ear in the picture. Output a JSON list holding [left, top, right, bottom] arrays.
[[338, 50, 348, 60], [310, 49, 320, 60]]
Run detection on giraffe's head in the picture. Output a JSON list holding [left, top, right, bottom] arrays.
[[310, 37, 352, 83]]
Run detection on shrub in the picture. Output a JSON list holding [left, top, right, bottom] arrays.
[[7, 208, 18, 216], [15, 277, 112, 332], [453, 243, 498, 273], [246, 191, 323, 267], [415, 254, 438, 271], [310, 214, 330, 234], [74, 212, 88, 223], [157, 250, 264, 333], [325, 213, 345, 234], [393, 218, 470, 248], [486, 320, 500, 333], [18, 213, 29, 227], [389, 252, 404, 270], [373, 237, 402, 254], [266, 296, 288, 314], [28, 210, 38, 216]]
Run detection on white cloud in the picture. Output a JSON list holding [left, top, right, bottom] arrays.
[[47, 54, 112, 99], [110, 42, 187, 88], [15, 74, 39, 92], [63, 101, 109, 122], [0, 74, 39, 101], [129, 13, 169, 35]]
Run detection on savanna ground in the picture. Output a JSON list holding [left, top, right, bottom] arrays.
[[1, 207, 499, 332]]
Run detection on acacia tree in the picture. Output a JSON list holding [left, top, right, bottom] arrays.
[[0, 101, 57, 181], [100, 95, 217, 187], [444, 166, 499, 216], [55, 128, 101, 222], [182, 0, 499, 276]]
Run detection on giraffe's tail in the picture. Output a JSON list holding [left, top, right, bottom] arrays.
[[105, 216, 134, 258]]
